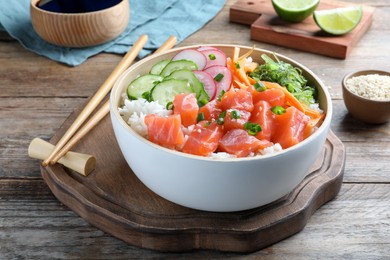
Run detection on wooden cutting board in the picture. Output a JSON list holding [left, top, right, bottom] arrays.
[[40, 104, 346, 253], [229, 0, 375, 59]]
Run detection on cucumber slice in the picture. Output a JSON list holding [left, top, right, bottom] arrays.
[[127, 74, 164, 100], [165, 69, 210, 102], [160, 60, 198, 77], [150, 59, 170, 75], [151, 79, 194, 107]]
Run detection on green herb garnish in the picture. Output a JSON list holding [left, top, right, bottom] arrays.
[[271, 106, 286, 115], [214, 73, 224, 82], [141, 91, 152, 102], [217, 90, 226, 101], [197, 112, 205, 122], [198, 98, 208, 107], [235, 62, 240, 69], [217, 111, 226, 125], [254, 81, 266, 92], [230, 110, 241, 119], [244, 122, 262, 136], [208, 53, 216, 60], [250, 54, 316, 105], [166, 101, 173, 110]]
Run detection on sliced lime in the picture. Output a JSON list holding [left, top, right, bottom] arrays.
[[272, 0, 319, 22], [314, 6, 363, 35]]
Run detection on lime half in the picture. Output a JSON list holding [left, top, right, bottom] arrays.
[[272, 0, 319, 22], [314, 6, 363, 35]]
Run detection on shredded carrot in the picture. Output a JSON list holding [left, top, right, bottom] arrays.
[[232, 47, 240, 62], [234, 80, 250, 90], [245, 62, 258, 73], [303, 105, 322, 118], [261, 81, 306, 113], [303, 113, 325, 139], [227, 52, 253, 86], [237, 46, 255, 61]]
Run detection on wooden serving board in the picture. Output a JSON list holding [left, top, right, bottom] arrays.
[[41, 104, 346, 253], [229, 0, 375, 59]]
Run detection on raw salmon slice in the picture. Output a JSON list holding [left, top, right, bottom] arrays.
[[218, 129, 263, 157], [250, 100, 274, 141], [173, 93, 199, 127], [144, 114, 184, 149], [220, 88, 253, 112], [272, 106, 310, 149], [182, 121, 224, 156], [198, 99, 222, 121], [252, 88, 286, 107], [223, 109, 251, 132]]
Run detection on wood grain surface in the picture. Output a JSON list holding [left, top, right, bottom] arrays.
[[1, 0, 389, 258]]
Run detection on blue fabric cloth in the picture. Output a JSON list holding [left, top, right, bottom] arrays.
[[0, 0, 225, 66]]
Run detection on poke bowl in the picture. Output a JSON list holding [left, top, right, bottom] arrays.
[[110, 44, 332, 212]]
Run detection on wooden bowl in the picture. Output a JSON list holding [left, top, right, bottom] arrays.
[[30, 0, 129, 47], [342, 70, 390, 124]]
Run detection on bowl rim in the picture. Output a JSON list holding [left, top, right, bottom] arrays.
[[110, 44, 333, 162], [342, 69, 390, 104], [30, 0, 128, 16]]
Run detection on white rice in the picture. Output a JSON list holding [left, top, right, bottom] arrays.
[[260, 143, 283, 155], [118, 96, 171, 137]]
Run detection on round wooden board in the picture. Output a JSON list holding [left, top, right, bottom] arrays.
[[41, 106, 346, 253]]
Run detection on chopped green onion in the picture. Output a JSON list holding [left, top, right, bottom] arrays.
[[230, 110, 241, 119], [214, 73, 224, 82], [244, 122, 262, 136], [198, 98, 208, 107], [235, 62, 240, 69], [197, 112, 205, 122], [217, 111, 226, 125], [208, 53, 216, 60], [271, 106, 286, 115], [141, 91, 152, 101], [166, 101, 174, 110], [254, 81, 266, 92], [217, 90, 226, 101], [204, 121, 212, 127]]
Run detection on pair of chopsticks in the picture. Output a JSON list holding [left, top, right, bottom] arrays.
[[41, 34, 177, 167]]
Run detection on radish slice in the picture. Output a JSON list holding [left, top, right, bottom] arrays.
[[204, 65, 232, 98], [193, 70, 217, 100], [200, 49, 227, 69], [172, 49, 207, 70], [197, 46, 218, 52]]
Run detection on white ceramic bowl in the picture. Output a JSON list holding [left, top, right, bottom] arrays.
[[110, 45, 332, 212]]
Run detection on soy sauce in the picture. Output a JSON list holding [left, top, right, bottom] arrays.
[[37, 0, 122, 13]]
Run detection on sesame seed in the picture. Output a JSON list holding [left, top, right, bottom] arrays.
[[345, 74, 390, 101]]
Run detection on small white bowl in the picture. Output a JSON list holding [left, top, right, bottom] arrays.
[[110, 45, 332, 212]]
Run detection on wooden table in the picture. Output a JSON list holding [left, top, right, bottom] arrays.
[[1, 0, 389, 258]]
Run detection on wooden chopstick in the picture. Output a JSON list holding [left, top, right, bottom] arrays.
[[49, 35, 177, 165], [41, 34, 149, 166]]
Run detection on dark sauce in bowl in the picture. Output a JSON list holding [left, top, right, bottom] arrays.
[[37, 0, 122, 13]]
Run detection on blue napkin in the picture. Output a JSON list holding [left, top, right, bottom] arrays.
[[0, 0, 225, 66]]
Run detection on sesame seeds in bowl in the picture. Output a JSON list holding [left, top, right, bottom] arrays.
[[342, 70, 390, 124]]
